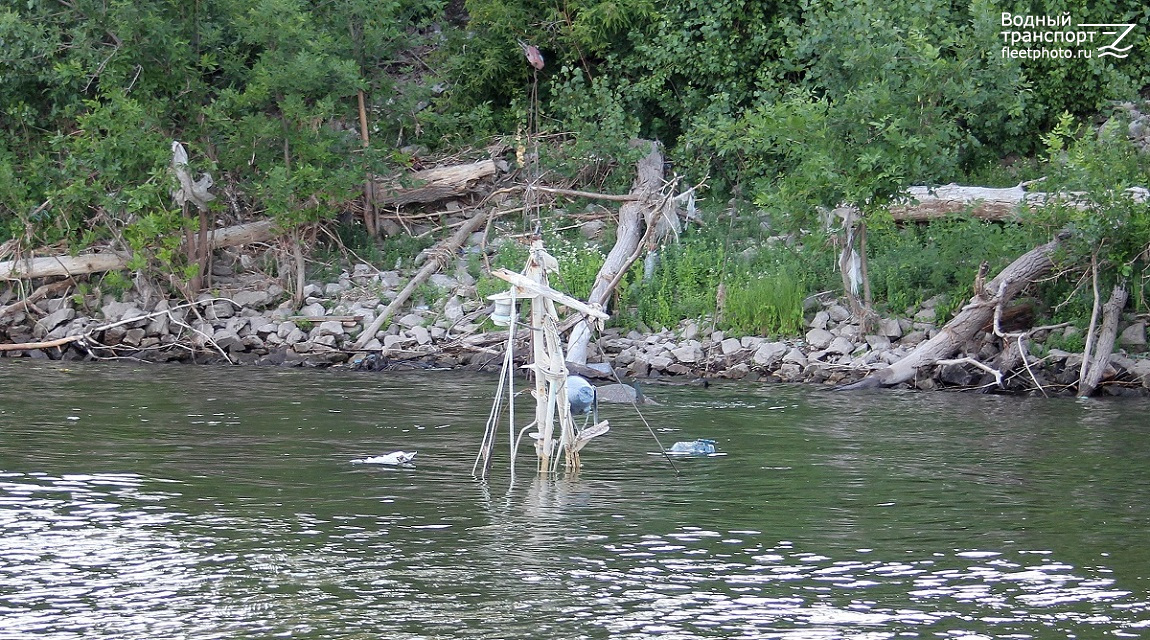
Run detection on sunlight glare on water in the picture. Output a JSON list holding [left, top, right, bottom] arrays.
[[0, 362, 1149, 638]]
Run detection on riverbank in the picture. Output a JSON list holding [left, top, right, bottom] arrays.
[[3, 247, 1149, 397]]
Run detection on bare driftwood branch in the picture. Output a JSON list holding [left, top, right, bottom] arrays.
[[1078, 282, 1128, 397], [936, 357, 1003, 389], [567, 140, 668, 364], [530, 185, 639, 202], [353, 207, 490, 350]]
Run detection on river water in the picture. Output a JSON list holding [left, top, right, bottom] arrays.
[[0, 361, 1148, 639]]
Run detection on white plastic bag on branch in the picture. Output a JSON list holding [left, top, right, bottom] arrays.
[[171, 141, 215, 212]]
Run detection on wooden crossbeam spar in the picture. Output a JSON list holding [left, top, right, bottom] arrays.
[[490, 268, 610, 320]]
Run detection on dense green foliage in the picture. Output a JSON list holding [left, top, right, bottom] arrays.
[[1, 0, 441, 247], [1, 0, 1148, 335]]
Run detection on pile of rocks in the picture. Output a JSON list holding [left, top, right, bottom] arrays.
[[3, 259, 1149, 394]]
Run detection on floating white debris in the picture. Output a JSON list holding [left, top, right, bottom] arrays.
[[669, 439, 717, 455], [351, 451, 417, 465]]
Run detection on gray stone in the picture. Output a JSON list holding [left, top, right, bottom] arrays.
[[207, 299, 235, 320], [34, 307, 75, 338], [313, 334, 338, 348], [1128, 359, 1150, 388], [837, 324, 861, 341], [778, 363, 804, 382], [805, 328, 835, 350], [299, 302, 326, 318], [1119, 321, 1146, 347], [580, 219, 606, 239], [681, 321, 699, 341], [914, 307, 936, 323], [615, 348, 636, 366], [671, 343, 702, 363], [317, 320, 344, 337], [725, 363, 750, 379], [213, 329, 244, 353], [720, 337, 743, 356], [881, 351, 904, 365], [595, 383, 642, 404], [229, 319, 253, 339], [410, 325, 431, 345], [43, 297, 69, 313], [378, 271, 402, 288], [302, 283, 323, 298], [826, 304, 851, 323], [398, 313, 423, 328], [752, 341, 788, 367], [740, 336, 764, 350], [826, 336, 855, 355], [809, 311, 830, 330], [865, 334, 891, 351], [782, 347, 807, 367], [855, 350, 881, 365], [101, 301, 132, 322], [647, 354, 673, 370], [938, 362, 977, 386], [283, 327, 305, 344], [900, 331, 926, 347], [250, 317, 276, 336], [277, 322, 298, 339], [145, 300, 170, 336], [123, 327, 147, 347], [233, 290, 273, 309], [383, 334, 412, 349], [444, 296, 464, 321], [429, 274, 456, 289]]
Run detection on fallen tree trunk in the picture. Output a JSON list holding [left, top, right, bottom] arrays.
[[372, 159, 499, 207], [0, 253, 131, 280], [0, 220, 280, 281], [890, 183, 1148, 222], [840, 232, 1066, 389], [566, 141, 667, 365]]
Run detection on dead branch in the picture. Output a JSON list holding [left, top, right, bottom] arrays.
[[354, 207, 490, 350]]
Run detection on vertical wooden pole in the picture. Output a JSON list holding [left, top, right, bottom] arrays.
[[357, 89, 376, 236], [531, 285, 551, 472]]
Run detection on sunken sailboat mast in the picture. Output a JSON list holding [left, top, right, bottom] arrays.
[[474, 237, 610, 479]]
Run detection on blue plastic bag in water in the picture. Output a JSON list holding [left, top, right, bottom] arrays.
[[669, 439, 717, 455]]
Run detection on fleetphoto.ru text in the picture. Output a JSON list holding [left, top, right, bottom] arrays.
[[1000, 12, 1137, 60]]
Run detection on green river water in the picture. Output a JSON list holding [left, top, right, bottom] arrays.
[[0, 360, 1148, 639]]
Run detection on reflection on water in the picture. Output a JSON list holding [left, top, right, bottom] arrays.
[[0, 363, 1149, 638]]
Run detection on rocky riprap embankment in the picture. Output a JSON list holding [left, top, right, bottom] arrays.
[[3, 258, 1149, 395]]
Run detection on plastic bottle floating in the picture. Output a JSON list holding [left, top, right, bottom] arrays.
[[665, 439, 726, 457], [351, 451, 417, 465]]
